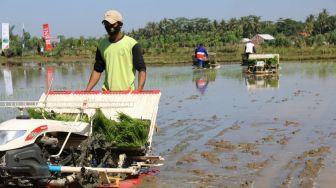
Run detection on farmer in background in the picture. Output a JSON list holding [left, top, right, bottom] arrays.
[[86, 10, 146, 91], [194, 43, 208, 68], [244, 39, 256, 59]]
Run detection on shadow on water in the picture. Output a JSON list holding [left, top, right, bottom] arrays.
[[1, 61, 336, 187]]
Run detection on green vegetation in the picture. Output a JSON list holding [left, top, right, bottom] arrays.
[[266, 57, 278, 66], [92, 109, 149, 148], [27, 108, 89, 122], [27, 108, 150, 149], [247, 59, 257, 66], [1, 9, 336, 63]]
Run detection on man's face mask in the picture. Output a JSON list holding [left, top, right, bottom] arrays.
[[104, 22, 120, 37]]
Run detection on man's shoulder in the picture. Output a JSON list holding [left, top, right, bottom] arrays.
[[197, 47, 206, 51], [123, 35, 138, 43], [97, 38, 111, 51], [98, 38, 110, 45], [121, 35, 138, 48]]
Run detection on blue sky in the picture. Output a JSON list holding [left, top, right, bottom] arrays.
[[1, 0, 336, 38]]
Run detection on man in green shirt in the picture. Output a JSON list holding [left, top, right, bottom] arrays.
[[86, 10, 146, 91]]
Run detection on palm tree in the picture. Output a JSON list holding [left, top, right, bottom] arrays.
[[276, 18, 304, 36], [315, 9, 329, 34], [304, 14, 315, 35], [259, 21, 276, 35], [240, 15, 261, 38], [226, 18, 242, 36]]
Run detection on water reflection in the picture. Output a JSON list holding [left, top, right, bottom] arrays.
[[2, 69, 13, 96], [46, 67, 54, 91], [0, 62, 93, 99], [244, 74, 279, 90], [192, 69, 217, 95], [0, 62, 95, 122]]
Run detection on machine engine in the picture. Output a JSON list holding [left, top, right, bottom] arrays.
[[0, 144, 50, 187]]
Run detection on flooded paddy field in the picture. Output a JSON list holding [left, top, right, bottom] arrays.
[[1, 62, 336, 188]]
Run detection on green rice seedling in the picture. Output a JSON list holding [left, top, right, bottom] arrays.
[[27, 108, 89, 122], [92, 109, 150, 148], [27, 108, 149, 149]]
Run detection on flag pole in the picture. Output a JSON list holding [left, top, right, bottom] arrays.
[[21, 23, 25, 56]]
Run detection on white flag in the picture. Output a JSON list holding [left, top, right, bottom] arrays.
[[1, 23, 10, 50], [3, 69, 13, 96]]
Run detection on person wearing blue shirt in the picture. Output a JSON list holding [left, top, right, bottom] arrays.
[[194, 43, 208, 68]]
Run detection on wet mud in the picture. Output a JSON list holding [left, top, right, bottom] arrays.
[[145, 63, 336, 188]]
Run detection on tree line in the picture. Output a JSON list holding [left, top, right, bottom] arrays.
[[1, 9, 336, 58]]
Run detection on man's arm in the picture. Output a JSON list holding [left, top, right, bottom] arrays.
[[85, 70, 102, 91], [132, 43, 147, 90], [85, 48, 105, 91], [137, 70, 146, 91], [205, 48, 209, 57]]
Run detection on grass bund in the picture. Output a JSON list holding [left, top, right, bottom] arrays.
[[2, 46, 336, 65]]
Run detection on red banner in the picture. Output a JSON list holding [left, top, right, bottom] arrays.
[[42, 24, 53, 51]]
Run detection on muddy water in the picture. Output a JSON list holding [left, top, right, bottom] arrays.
[[1, 62, 336, 188]]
